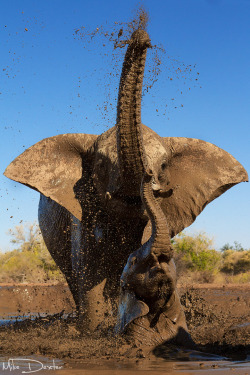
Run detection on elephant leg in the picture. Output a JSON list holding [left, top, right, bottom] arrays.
[[71, 228, 115, 332], [38, 195, 80, 309], [77, 278, 111, 332], [39, 195, 113, 331], [75, 268, 114, 332]]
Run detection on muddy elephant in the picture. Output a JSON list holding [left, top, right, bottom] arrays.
[[116, 172, 194, 347], [4, 29, 248, 338]]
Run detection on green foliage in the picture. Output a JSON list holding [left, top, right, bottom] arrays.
[[221, 241, 245, 252], [1, 224, 249, 285], [0, 223, 65, 283], [173, 232, 250, 283], [221, 250, 250, 275], [173, 232, 222, 273]]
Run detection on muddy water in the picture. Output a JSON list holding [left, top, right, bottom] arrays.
[[0, 356, 250, 375], [0, 284, 249, 374], [59, 359, 250, 375]]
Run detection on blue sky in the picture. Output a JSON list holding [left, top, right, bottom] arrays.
[[0, 0, 249, 251]]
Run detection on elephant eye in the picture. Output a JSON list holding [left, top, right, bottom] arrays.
[[161, 162, 167, 170]]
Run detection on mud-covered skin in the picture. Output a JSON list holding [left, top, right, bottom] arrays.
[[39, 193, 146, 331], [116, 174, 193, 347], [115, 29, 151, 195], [117, 256, 189, 346], [4, 24, 248, 334]]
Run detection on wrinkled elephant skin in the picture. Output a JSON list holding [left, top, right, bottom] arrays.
[[116, 255, 191, 346], [115, 173, 194, 347]]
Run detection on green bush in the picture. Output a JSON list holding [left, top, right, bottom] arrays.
[[172, 232, 222, 273], [1, 224, 249, 285], [221, 250, 250, 275], [0, 223, 65, 283]]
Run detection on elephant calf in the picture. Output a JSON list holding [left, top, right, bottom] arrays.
[[116, 173, 194, 347]]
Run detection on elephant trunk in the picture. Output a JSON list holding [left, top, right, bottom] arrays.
[[141, 173, 173, 261], [116, 29, 151, 196]]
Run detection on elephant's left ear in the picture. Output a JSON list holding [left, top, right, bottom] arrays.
[[161, 137, 248, 237], [4, 133, 98, 221], [115, 290, 149, 334]]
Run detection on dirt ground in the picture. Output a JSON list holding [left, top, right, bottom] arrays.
[[0, 283, 249, 365]]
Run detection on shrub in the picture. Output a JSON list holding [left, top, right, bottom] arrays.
[[172, 233, 222, 282], [221, 250, 250, 275], [173, 232, 222, 274], [0, 222, 65, 283]]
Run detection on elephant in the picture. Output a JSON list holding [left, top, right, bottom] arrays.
[[4, 27, 248, 339], [115, 171, 194, 347]]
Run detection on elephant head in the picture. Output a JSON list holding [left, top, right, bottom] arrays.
[[4, 26, 248, 333]]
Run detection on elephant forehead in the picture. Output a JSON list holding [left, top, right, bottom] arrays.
[[144, 138, 167, 162], [95, 127, 118, 163], [95, 125, 167, 164]]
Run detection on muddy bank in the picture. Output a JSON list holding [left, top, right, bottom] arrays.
[[0, 284, 249, 363], [0, 283, 74, 317]]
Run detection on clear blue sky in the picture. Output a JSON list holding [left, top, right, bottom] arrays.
[[0, 0, 249, 251]]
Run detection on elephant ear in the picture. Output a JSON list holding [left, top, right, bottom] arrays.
[[160, 137, 248, 237], [4, 133, 98, 221], [115, 290, 149, 334]]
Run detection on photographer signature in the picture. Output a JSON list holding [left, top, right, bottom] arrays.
[[2, 358, 63, 373]]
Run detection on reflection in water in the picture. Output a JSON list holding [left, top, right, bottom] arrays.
[[0, 312, 76, 327], [0, 355, 249, 375], [55, 358, 250, 375]]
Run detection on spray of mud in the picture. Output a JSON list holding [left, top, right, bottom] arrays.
[[73, 6, 200, 131]]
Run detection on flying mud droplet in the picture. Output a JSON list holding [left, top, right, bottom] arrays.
[[72, 6, 200, 129]]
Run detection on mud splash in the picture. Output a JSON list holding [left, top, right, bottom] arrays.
[[72, 6, 200, 130]]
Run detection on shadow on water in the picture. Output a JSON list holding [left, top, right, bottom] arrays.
[[154, 339, 250, 362]]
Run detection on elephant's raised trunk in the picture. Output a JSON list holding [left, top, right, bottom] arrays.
[[116, 29, 151, 196]]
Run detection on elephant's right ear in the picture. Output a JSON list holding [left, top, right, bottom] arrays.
[[4, 133, 98, 220]]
